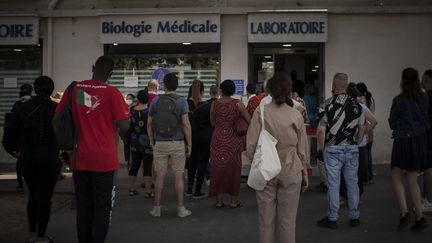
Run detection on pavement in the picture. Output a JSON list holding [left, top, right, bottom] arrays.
[[0, 164, 431, 243]]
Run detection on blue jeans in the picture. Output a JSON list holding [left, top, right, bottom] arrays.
[[324, 145, 360, 221]]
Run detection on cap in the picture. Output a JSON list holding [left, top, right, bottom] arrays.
[[20, 83, 33, 92]]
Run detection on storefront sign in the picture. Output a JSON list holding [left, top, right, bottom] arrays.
[[100, 14, 220, 44], [233, 80, 245, 95], [0, 17, 39, 45], [248, 13, 327, 43]]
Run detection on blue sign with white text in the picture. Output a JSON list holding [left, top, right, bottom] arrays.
[[233, 80, 244, 95]]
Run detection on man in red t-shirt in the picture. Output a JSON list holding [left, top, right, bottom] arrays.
[[147, 79, 159, 106], [54, 56, 130, 243]]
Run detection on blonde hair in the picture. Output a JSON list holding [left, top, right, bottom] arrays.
[[191, 79, 204, 106]]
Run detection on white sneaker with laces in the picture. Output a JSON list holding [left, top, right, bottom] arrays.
[[177, 206, 192, 218], [422, 198, 432, 213], [150, 206, 161, 217]]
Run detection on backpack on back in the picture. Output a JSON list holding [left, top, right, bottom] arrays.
[[152, 94, 180, 137], [53, 81, 77, 150]]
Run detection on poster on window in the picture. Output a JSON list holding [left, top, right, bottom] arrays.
[[124, 76, 139, 87]]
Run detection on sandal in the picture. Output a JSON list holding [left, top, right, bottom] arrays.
[[129, 190, 139, 197], [229, 202, 243, 208], [144, 191, 155, 198], [215, 202, 225, 208]]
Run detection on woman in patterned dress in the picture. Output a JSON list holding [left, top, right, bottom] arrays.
[[209, 80, 251, 208]]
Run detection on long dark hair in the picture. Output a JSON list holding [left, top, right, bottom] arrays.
[[356, 82, 372, 108], [401, 67, 423, 103], [190, 79, 204, 106], [33, 76, 55, 142]]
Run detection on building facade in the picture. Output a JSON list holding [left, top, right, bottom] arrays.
[[1, 0, 432, 164]]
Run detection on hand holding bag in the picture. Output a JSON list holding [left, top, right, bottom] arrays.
[[247, 105, 282, 191]]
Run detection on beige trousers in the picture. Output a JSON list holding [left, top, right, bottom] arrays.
[[256, 173, 302, 243]]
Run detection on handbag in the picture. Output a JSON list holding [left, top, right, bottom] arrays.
[[247, 105, 281, 191]]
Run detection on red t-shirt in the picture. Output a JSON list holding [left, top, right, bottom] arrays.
[[148, 91, 158, 107], [56, 80, 130, 172]]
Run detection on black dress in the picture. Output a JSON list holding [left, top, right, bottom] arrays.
[[388, 94, 428, 171]]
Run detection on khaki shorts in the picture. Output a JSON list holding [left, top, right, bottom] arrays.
[[153, 141, 186, 173]]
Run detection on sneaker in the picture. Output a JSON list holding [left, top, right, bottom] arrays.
[[177, 206, 192, 218], [422, 199, 432, 213], [350, 219, 360, 227], [411, 217, 427, 231], [184, 189, 193, 197], [317, 216, 338, 229], [193, 192, 207, 199], [398, 212, 411, 231], [205, 179, 211, 186], [150, 206, 161, 217]]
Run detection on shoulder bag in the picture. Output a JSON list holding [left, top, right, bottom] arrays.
[[247, 105, 281, 191]]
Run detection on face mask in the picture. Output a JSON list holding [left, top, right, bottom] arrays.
[[126, 99, 133, 106]]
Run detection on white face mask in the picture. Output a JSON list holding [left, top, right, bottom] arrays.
[[126, 99, 133, 106]]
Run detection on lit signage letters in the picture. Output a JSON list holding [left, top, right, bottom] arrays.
[[101, 20, 218, 37], [0, 24, 34, 38], [0, 17, 39, 45], [248, 13, 328, 43], [99, 15, 221, 44], [250, 21, 325, 35]]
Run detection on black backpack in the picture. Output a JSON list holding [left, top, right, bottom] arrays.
[[53, 81, 77, 150], [152, 94, 180, 137]]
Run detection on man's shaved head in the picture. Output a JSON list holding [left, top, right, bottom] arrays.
[[92, 56, 114, 82], [332, 73, 348, 93]]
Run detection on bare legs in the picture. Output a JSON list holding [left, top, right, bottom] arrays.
[[392, 167, 423, 219], [423, 168, 432, 202], [154, 171, 185, 207]]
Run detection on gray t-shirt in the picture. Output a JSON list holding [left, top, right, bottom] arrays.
[[149, 95, 189, 141]]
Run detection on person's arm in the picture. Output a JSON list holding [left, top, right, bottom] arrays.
[[237, 101, 251, 124], [116, 118, 130, 137], [182, 114, 192, 157], [210, 101, 215, 127], [364, 109, 378, 132], [147, 116, 155, 148], [296, 117, 309, 192], [244, 106, 261, 165], [388, 98, 399, 131], [356, 111, 366, 144], [370, 97, 376, 114], [317, 125, 326, 151]]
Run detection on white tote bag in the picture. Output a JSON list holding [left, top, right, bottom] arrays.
[[247, 105, 282, 191]]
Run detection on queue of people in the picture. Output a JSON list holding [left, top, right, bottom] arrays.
[[2, 55, 431, 243]]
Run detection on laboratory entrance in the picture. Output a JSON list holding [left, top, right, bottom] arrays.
[[249, 42, 324, 126]]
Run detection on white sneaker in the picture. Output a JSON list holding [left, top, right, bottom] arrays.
[[150, 206, 161, 217], [177, 206, 192, 218], [422, 199, 432, 213]]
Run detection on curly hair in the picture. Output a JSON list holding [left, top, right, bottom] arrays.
[[266, 73, 292, 106]]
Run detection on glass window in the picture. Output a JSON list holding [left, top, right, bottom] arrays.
[[0, 45, 41, 126], [105, 43, 220, 100]]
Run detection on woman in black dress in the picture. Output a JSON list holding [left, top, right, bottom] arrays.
[[389, 67, 428, 231]]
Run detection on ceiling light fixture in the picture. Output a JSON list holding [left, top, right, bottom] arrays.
[[13, 48, 23, 52], [113, 43, 118, 46], [182, 42, 191, 45], [282, 44, 292, 47]]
